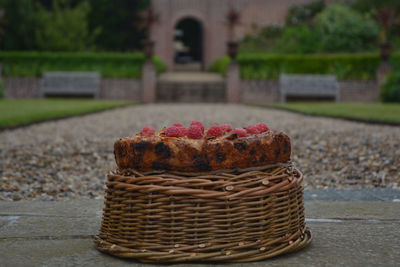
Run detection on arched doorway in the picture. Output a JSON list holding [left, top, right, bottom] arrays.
[[174, 17, 203, 71]]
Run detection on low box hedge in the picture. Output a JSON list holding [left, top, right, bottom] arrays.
[[209, 53, 400, 80], [0, 51, 167, 78]]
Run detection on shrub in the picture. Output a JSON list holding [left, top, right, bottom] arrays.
[[286, 0, 325, 26], [0, 79, 4, 99], [208, 56, 230, 76], [0, 51, 167, 78], [209, 53, 400, 80], [240, 25, 283, 53], [380, 72, 400, 102], [273, 25, 321, 54], [315, 4, 379, 52]]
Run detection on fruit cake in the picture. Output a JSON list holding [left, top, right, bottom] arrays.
[[114, 121, 291, 173]]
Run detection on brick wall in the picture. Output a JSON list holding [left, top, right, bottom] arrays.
[[3, 76, 380, 102], [100, 78, 141, 101], [4, 77, 41, 98], [241, 80, 279, 103], [4, 77, 142, 100], [339, 80, 379, 102]]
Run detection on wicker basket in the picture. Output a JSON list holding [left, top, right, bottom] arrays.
[[94, 164, 312, 262]]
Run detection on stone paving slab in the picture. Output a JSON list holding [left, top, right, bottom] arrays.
[[304, 188, 400, 202], [0, 222, 399, 267], [0, 199, 400, 266]]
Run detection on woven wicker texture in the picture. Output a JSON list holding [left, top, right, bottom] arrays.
[[95, 165, 312, 262]]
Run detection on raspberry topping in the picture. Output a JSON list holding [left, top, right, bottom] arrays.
[[179, 127, 188, 136], [206, 125, 224, 137], [172, 122, 183, 127], [220, 123, 232, 132], [246, 125, 260, 134], [140, 125, 155, 137], [256, 123, 269, 133], [190, 120, 204, 133], [165, 126, 185, 137], [188, 125, 203, 139], [233, 128, 247, 137]]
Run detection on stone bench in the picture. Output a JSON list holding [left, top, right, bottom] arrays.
[[279, 74, 339, 103], [40, 71, 100, 98]]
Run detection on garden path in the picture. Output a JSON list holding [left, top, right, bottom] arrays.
[[1, 104, 399, 201]]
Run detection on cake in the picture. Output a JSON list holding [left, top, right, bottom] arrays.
[[114, 121, 291, 173]]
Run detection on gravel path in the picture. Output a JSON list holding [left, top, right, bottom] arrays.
[[1, 104, 399, 201]]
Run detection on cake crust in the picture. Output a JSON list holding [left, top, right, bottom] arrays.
[[114, 131, 291, 173]]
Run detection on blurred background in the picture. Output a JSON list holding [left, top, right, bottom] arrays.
[[0, 0, 399, 202], [0, 0, 399, 128]]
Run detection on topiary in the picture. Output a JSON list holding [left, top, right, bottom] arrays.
[[380, 72, 400, 102]]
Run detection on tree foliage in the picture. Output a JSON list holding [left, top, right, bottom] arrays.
[[0, 0, 149, 51], [350, 0, 400, 14], [286, 0, 325, 26], [0, 0, 37, 50], [273, 25, 321, 54], [87, 0, 149, 51], [35, 0, 99, 51], [315, 4, 379, 52]]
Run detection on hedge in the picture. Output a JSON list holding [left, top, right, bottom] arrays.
[[0, 51, 167, 78], [209, 53, 400, 80]]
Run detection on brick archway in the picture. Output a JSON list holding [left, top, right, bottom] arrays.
[[171, 11, 207, 71], [173, 13, 205, 70]]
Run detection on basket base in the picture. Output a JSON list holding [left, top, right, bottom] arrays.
[[94, 228, 312, 263]]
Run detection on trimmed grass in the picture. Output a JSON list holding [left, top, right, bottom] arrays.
[[260, 102, 400, 124], [0, 99, 135, 128]]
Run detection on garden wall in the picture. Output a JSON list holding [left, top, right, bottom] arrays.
[[241, 79, 379, 103], [4, 77, 142, 101], [4, 77, 379, 103]]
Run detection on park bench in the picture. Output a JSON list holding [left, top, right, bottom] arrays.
[[40, 71, 100, 98], [279, 74, 340, 103]]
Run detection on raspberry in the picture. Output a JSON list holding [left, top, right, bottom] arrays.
[[172, 122, 183, 127], [165, 126, 185, 137], [190, 120, 204, 133], [233, 128, 247, 137], [140, 125, 156, 137], [220, 123, 232, 132], [256, 123, 269, 133], [179, 127, 188, 136], [188, 125, 203, 139], [206, 125, 224, 137], [246, 125, 260, 134]]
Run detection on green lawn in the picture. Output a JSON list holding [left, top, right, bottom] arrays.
[[260, 102, 400, 124], [0, 99, 135, 128]]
